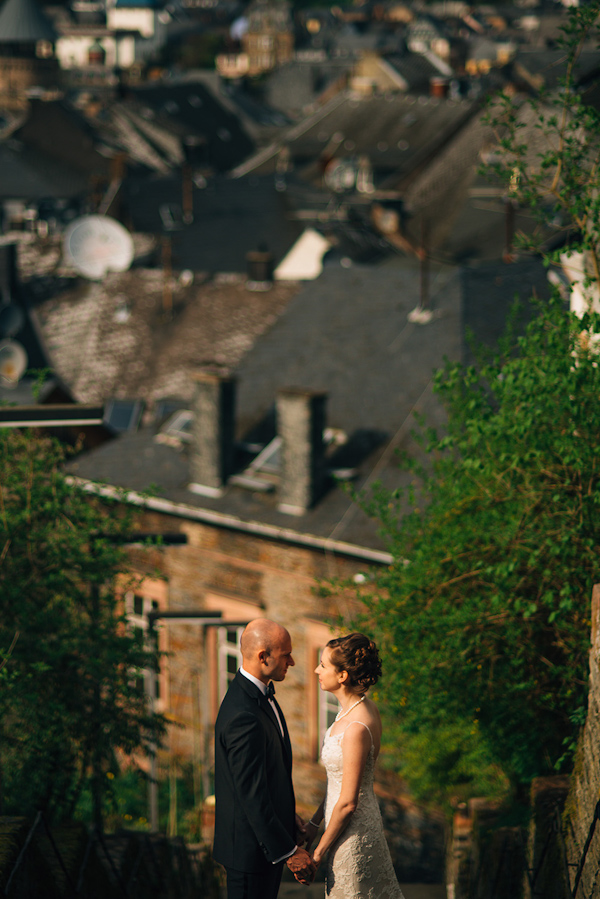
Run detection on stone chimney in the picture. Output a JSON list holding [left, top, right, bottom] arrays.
[[189, 370, 236, 497], [0, 239, 18, 306], [277, 388, 327, 515]]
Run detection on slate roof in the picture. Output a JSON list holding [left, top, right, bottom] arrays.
[[0, 142, 91, 200], [0, 0, 57, 43], [128, 81, 255, 174], [32, 260, 301, 405], [232, 90, 477, 185], [115, 0, 164, 6], [63, 253, 549, 550], [384, 51, 446, 92], [393, 102, 570, 263], [123, 172, 302, 273], [510, 49, 600, 93], [9, 99, 111, 184], [261, 60, 352, 119], [66, 260, 461, 549]]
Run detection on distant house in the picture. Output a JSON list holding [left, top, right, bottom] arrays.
[[351, 49, 452, 95], [241, 0, 294, 75], [0, 0, 60, 108], [0, 98, 111, 231]]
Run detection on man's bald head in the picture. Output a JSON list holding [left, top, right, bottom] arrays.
[[241, 619, 295, 684]]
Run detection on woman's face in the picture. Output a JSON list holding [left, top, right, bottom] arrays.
[[315, 646, 342, 693]]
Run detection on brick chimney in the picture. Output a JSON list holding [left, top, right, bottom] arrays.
[[189, 370, 236, 497], [277, 388, 327, 515]]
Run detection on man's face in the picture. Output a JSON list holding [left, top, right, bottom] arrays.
[[264, 631, 295, 682]]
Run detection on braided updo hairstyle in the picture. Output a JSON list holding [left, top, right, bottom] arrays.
[[326, 633, 382, 693]]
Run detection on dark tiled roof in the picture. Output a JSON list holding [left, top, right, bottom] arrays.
[[384, 51, 446, 91], [67, 260, 461, 548], [129, 81, 255, 173], [66, 254, 549, 549], [0, 0, 57, 43], [234, 89, 477, 182], [33, 264, 301, 405], [123, 172, 303, 273], [511, 49, 600, 92], [0, 142, 90, 200], [262, 60, 351, 118], [10, 99, 111, 184]]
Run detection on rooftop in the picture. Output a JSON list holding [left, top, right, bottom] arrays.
[[0, 0, 57, 43], [64, 254, 550, 551]]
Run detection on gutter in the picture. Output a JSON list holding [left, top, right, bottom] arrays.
[[68, 476, 394, 566]]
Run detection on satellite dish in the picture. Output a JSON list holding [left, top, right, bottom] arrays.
[[63, 215, 135, 280], [0, 339, 28, 387]]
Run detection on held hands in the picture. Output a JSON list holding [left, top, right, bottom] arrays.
[[286, 847, 316, 885]]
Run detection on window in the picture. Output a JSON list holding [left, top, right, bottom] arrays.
[[229, 436, 281, 492], [217, 625, 244, 701], [104, 399, 144, 433], [126, 592, 160, 701], [155, 409, 193, 447]]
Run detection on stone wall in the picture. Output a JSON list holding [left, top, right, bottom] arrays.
[[562, 583, 600, 898]]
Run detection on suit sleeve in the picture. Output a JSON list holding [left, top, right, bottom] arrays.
[[220, 709, 296, 863]]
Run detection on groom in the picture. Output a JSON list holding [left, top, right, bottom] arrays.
[[213, 619, 315, 899]]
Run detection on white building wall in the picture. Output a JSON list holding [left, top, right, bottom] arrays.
[[56, 35, 118, 68], [107, 7, 156, 38]]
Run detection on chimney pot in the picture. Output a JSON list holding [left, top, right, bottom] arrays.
[[246, 250, 274, 291]]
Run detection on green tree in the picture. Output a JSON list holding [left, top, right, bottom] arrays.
[[486, 1, 600, 289], [348, 297, 600, 806], [0, 430, 165, 825], [340, 2, 600, 807]]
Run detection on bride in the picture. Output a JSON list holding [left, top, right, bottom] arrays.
[[305, 633, 405, 899]]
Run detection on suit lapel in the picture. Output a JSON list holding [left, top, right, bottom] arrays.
[[236, 672, 291, 759], [272, 695, 293, 763]]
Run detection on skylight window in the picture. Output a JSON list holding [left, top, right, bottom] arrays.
[[229, 437, 282, 492], [104, 399, 144, 433], [155, 409, 193, 447]]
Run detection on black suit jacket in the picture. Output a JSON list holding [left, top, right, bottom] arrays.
[[213, 671, 297, 873]]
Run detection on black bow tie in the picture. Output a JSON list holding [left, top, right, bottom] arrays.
[[266, 682, 275, 699]]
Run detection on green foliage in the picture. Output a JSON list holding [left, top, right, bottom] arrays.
[[348, 296, 600, 806], [75, 765, 201, 841], [0, 430, 165, 825], [483, 1, 600, 282]]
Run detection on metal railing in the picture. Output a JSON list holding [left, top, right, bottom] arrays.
[[1, 812, 215, 899], [466, 798, 600, 899]]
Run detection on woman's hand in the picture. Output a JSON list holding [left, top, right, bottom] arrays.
[[305, 820, 319, 852]]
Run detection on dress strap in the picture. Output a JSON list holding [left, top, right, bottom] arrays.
[[342, 720, 374, 746]]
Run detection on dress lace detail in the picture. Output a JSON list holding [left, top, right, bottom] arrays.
[[321, 723, 405, 899]]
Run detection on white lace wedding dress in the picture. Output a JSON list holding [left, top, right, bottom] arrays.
[[321, 721, 406, 899]]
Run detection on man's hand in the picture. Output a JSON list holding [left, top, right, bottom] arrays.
[[286, 847, 316, 884]]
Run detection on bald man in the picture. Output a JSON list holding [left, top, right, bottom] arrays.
[[213, 619, 315, 899]]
